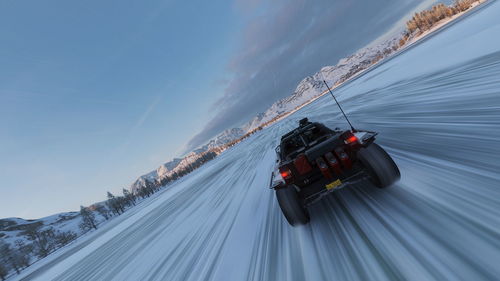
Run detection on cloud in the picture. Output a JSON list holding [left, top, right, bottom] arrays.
[[187, 0, 424, 151]]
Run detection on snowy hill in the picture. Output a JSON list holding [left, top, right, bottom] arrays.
[[131, 127, 245, 192], [0, 213, 84, 257], [0, 214, 80, 239], [130, 169, 159, 194], [131, 158, 183, 193], [195, 128, 245, 152], [157, 158, 183, 179], [0, 208, 112, 247]]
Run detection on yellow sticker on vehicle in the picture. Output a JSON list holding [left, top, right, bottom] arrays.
[[326, 179, 342, 190]]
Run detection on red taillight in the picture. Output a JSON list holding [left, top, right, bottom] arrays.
[[294, 153, 312, 175], [280, 167, 292, 180], [345, 135, 358, 145]]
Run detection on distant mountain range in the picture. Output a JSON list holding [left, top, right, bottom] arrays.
[[243, 36, 400, 132], [129, 127, 246, 192], [193, 128, 246, 154]]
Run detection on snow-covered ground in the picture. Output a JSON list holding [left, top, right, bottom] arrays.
[[12, 1, 500, 280]]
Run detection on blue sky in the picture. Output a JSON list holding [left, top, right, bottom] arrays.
[[0, 0, 427, 219]]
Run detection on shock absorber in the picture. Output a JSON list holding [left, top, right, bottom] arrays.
[[324, 152, 342, 174], [335, 147, 352, 169], [316, 157, 333, 179]]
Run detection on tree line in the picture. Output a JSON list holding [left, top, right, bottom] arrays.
[[156, 151, 218, 186], [400, 0, 480, 46]]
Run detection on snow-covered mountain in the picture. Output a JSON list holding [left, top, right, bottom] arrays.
[[157, 158, 182, 179], [195, 128, 245, 152], [131, 128, 245, 193], [242, 36, 400, 132], [242, 113, 266, 132], [131, 158, 185, 192], [157, 153, 199, 180]]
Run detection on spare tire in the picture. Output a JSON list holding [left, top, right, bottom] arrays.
[[358, 143, 400, 188], [276, 186, 310, 226]]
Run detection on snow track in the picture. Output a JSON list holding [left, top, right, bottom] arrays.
[[18, 1, 500, 280]]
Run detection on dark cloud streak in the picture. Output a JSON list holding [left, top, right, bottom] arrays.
[[187, 0, 424, 150]]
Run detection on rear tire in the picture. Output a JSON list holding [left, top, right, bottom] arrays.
[[358, 143, 400, 188], [276, 186, 310, 226]]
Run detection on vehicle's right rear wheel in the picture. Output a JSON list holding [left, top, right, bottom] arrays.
[[358, 143, 401, 188], [276, 185, 310, 226]]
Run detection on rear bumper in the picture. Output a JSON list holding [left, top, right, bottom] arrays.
[[298, 168, 369, 206]]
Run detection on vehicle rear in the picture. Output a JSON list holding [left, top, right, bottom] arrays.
[[277, 123, 372, 205], [271, 119, 400, 226]]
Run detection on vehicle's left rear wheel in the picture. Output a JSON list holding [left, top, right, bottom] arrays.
[[276, 185, 310, 226]]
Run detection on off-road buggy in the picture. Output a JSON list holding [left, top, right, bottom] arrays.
[[270, 117, 400, 226]]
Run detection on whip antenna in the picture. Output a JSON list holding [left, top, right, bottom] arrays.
[[322, 80, 356, 132]]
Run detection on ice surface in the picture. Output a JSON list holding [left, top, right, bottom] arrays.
[[13, 1, 500, 280]]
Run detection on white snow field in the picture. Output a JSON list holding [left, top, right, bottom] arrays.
[[16, 1, 500, 280]]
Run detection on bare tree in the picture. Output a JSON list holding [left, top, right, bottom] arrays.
[[79, 206, 97, 232], [0, 240, 12, 277], [107, 192, 124, 215], [13, 240, 31, 268], [122, 188, 136, 206], [55, 231, 77, 248], [0, 240, 29, 275], [116, 196, 127, 212], [23, 224, 56, 258], [95, 204, 111, 220]]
